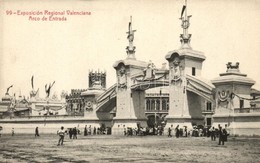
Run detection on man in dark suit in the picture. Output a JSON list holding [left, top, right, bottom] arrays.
[[218, 126, 225, 145]]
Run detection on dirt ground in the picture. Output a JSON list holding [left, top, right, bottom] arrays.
[[0, 134, 259, 163]]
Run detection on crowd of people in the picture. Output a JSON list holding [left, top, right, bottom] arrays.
[[56, 125, 111, 146], [209, 124, 229, 145], [123, 125, 188, 137], [123, 124, 230, 146], [7, 123, 229, 146]]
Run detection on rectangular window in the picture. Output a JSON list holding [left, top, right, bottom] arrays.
[[206, 118, 212, 126], [192, 67, 196, 76], [239, 100, 244, 108], [206, 102, 212, 111]]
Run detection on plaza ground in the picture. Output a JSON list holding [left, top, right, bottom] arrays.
[[0, 134, 259, 163]]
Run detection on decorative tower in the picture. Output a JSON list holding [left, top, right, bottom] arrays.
[[82, 70, 106, 118], [88, 70, 106, 90], [212, 62, 255, 135], [165, 0, 212, 130], [112, 16, 148, 135]]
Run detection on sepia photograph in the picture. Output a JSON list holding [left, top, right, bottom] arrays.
[[0, 0, 260, 162]]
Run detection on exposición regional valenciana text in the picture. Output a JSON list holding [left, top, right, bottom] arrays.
[[14, 10, 91, 16]]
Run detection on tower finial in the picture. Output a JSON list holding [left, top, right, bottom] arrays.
[[179, 0, 192, 49], [126, 16, 137, 59]]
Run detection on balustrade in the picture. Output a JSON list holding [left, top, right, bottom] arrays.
[[234, 107, 260, 113]]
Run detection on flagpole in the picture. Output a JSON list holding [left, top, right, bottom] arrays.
[[232, 82, 235, 135], [185, 0, 187, 36], [185, 0, 187, 18]]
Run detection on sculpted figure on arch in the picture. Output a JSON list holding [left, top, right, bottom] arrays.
[[170, 56, 181, 83], [118, 65, 127, 89]]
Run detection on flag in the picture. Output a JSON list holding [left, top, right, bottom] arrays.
[[129, 22, 131, 32], [129, 16, 132, 32], [31, 75, 34, 89], [181, 5, 186, 18], [7, 85, 13, 93]]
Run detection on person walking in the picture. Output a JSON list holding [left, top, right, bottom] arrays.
[[223, 127, 228, 143], [35, 127, 40, 137], [0, 126, 2, 137], [218, 126, 224, 145], [224, 124, 229, 142], [184, 126, 188, 137], [57, 126, 65, 146], [11, 128, 14, 136], [69, 128, 73, 139], [73, 127, 77, 139], [210, 127, 216, 141], [175, 125, 180, 138], [84, 126, 88, 136], [93, 127, 96, 135], [168, 127, 172, 137], [88, 125, 92, 135]]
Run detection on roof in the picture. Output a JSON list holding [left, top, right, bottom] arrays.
[[165, 48, 206, 61], [212, 63, 255, 86], [113, 58, 148, 69], [187, 74, 215, 89], [212, 74, 255, 86], [81, 89, 105, 96], [1, 94, 12, 101], [145, 86, 169, 94], [251, 88, 260, 96]]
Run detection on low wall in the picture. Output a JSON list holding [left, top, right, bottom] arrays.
[[213, 113, 260, 136], [0, 117, 112, 134]]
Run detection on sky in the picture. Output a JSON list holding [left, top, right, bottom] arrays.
[[0, 0, 260, 98]]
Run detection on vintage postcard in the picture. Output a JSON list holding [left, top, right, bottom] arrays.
[[0, 0, 260, 162]]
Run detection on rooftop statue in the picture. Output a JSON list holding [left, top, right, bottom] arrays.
[[179, 0, 192, 49], [45, 81, 55, 98], [226, 62, 239, 70], [6, 85, 13, 95], [30, 75, 39, 98], [126, 16, 136, 58], [225, 62, 240, 73]]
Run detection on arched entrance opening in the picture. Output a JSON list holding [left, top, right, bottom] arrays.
[[147, 114, 166, 128], [147, 115, 158, 128]]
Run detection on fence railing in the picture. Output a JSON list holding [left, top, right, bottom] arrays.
[[146, 93, 169, 97], [201, 109, 214, 114], [145, 110, 168, 113], [234, 107, 260, 113], [0, 114, 84, 120]]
